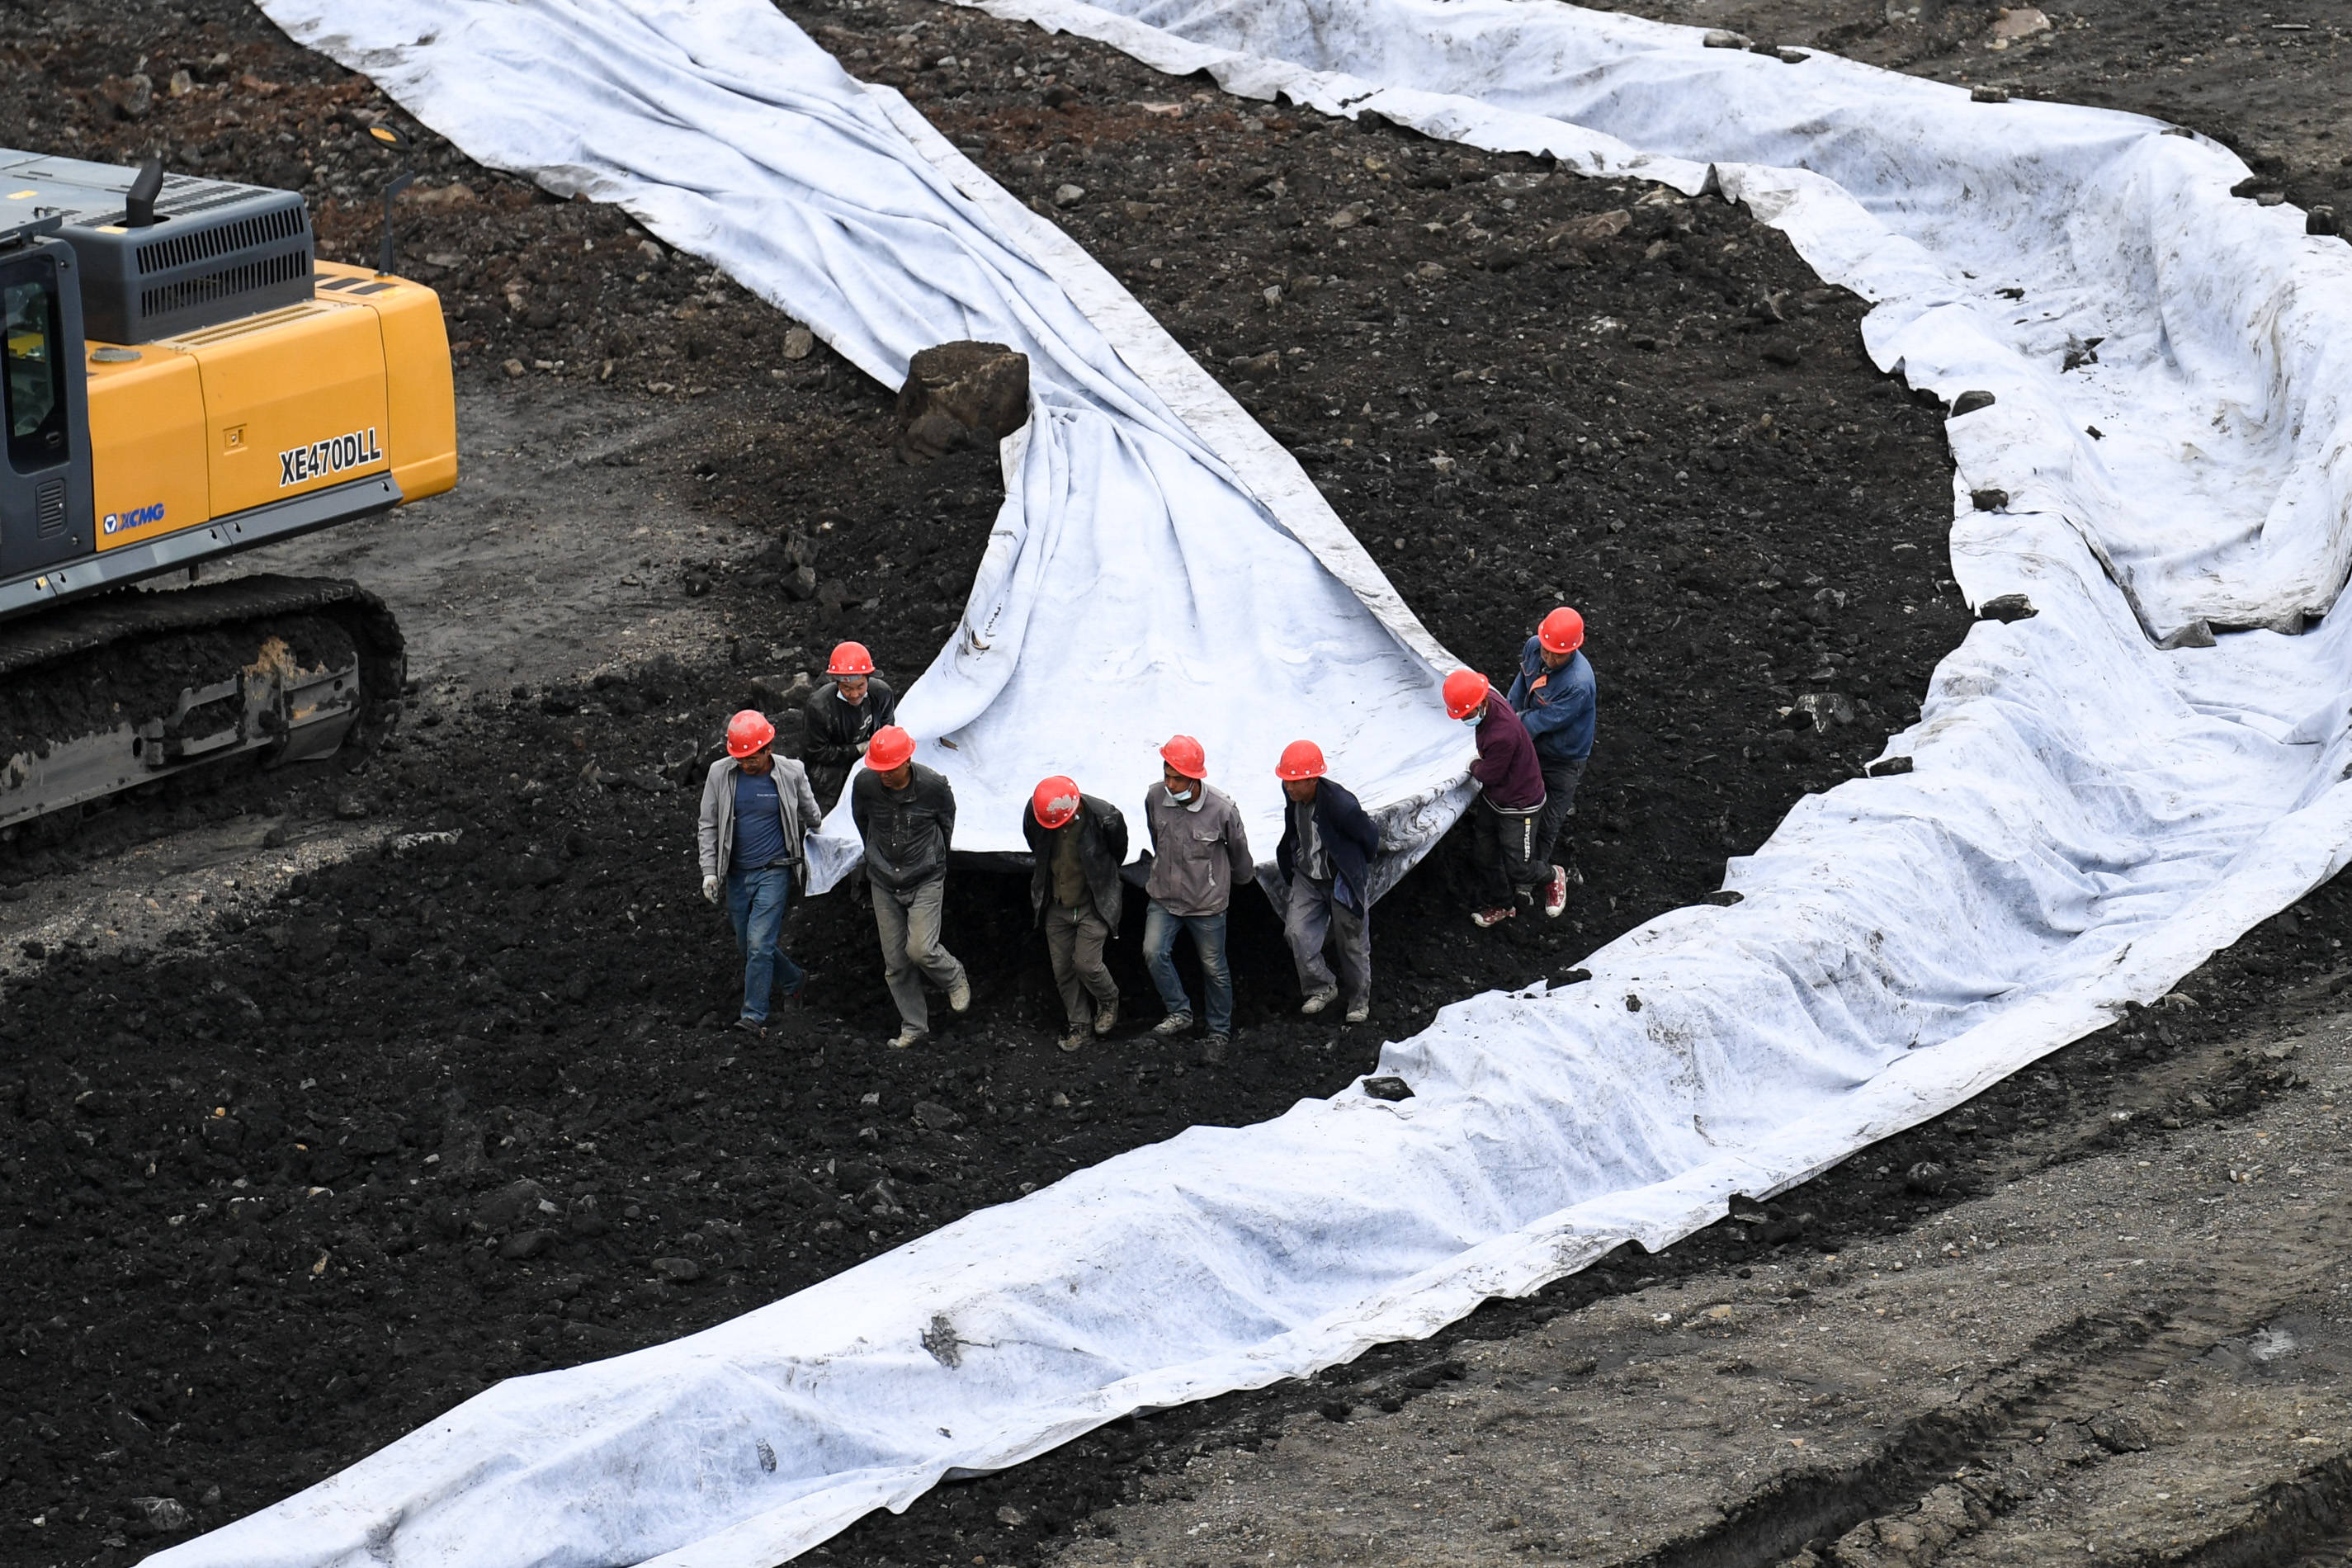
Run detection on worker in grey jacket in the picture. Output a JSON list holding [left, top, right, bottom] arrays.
[[1142, 734, 1252, 1061], [848, 725, 970, 1049], [697, 709, 824, 1034]]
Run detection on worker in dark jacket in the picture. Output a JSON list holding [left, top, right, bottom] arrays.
[[1443, 668, 1546, 928], [1273, 740, 1381, 1025], [697, 709, 824, 1034], [1505, 607, 1597, 921], [803, 640, 899, 808], [1022, 776, 1128, 1053], [848, 725, 968, 1048]]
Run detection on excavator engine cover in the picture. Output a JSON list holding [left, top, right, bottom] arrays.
[[0, 149, 314, 342]]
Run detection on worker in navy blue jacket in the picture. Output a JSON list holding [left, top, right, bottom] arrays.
[[1273, 740, 1382, 1025], [1505, 606, 1597, 921]]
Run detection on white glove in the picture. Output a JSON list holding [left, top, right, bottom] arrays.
[[702, 874, 721, 904]]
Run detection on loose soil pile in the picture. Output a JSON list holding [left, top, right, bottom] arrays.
[[0, 1, 2096, 1565]]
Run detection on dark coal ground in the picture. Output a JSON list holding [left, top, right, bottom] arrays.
[[0, 2, 2045, 1566]]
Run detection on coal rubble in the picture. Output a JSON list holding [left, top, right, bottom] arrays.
[[0, 0, 1992, 1564]]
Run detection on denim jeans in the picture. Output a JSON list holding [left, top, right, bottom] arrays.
[[726, 865, 805, 1023], [1143, 900, 1231, 1035]]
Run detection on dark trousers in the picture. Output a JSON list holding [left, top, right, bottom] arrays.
[[1474, 796, 1544, 907], [1044, 901, 1117, 1027], [1532, 756, 1587, 879], [1283, 871, 1371, 1004]]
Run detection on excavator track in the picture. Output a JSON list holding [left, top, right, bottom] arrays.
[[0, 574, 404, 833]]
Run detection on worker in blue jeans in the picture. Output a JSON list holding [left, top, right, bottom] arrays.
[[697, 710, 823, 1035], [1141, 734, 1253, 1062]]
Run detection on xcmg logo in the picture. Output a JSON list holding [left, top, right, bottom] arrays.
[[101, 503, 167, 536]]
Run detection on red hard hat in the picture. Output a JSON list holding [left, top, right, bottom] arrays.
[[1539, 606, 1585, 654], [828, 641, 876, 677], [1274, 739, 1326, 782], [725, 709, 776, 758], [1032, 775, 1082, 829], [1159, 734, 1207, 778], [1443, 669, 1490, 720], [865, 725, 915, 771]]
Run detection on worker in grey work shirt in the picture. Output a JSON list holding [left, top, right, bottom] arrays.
[[697, 709, 823, 1035]]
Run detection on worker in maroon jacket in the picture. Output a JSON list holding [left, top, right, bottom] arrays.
[[1443, 668, 1546, 928]]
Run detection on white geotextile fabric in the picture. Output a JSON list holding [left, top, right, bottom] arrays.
[[262, 0, 1476, 896], [149, 2, 2352, 1566]]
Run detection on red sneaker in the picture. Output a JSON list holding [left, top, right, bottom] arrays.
[[1471, 905, 1516, 928], [1542, 866, 1569, 919]]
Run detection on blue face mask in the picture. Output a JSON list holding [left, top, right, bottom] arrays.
[[1462, 712, 1483, 727]]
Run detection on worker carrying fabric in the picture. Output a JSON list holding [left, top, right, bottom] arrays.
[[1273, 740, 1381, 1025], [848, 725, 970, 1049], [1022, 776, 1128, 1053], [1444, 668, 1547, 928], [803, 640, 899, 808], [697, 710, 824, 1036], [1142, 734, 1252, 1061], [1504, 607, 1596, 920]]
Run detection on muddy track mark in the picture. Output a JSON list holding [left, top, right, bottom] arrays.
[[2194, 1452, 2352, 1568], [1636, 1310, 2174, 1568], [1642, 1193, 2352, 1568]]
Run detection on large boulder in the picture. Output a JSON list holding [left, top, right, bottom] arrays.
[[895, 340, 1030, 462]]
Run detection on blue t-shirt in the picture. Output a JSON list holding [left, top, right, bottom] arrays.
[[730, 769, 788, 871]]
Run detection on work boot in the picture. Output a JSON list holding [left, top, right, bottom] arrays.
[[1153, 1011, 1195, 1037], [886, 1025, 927, 1050], [1344, 997, 1371, 1026], [734, 1016, 767, 1038], [1058, 1026, 1089, 1054], [1471, 905, 1516, 928], [1093, 999, 1119, 1035], [1300, 987, 1338, 1016], [1199, 1032, 1230, 1065], [1543, 865, 1569, 919], [947, 972, 972, 1013]]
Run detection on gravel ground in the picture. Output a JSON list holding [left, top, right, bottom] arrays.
[[1042, 953, 2352, 1567], [0, 1, 2342, 1566]]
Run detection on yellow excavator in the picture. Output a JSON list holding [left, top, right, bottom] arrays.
[[0, 131, 455, 833]]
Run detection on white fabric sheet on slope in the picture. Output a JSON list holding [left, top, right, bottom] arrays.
[[257, 0, 1471, 898], [960, 0, 2352, 645], [149, 4, 2352, 1568]]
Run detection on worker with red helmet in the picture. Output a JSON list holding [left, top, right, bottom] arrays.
[[696, 709, 824, 1034], [1505, 607, 1598, 920], [1443, 668, 1547, 928], [1273, 740, 1382, 1024], [1020, 776, 1129, 1052], [849, 725, 970, 1049], [1141, 734, 1252, 1061], [803, 640, 899, 808]]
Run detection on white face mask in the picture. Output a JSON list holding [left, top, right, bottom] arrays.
[[1164, 783, 1196, 805]]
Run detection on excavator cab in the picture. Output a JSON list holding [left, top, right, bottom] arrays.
[[1, 219, 92, 579]]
